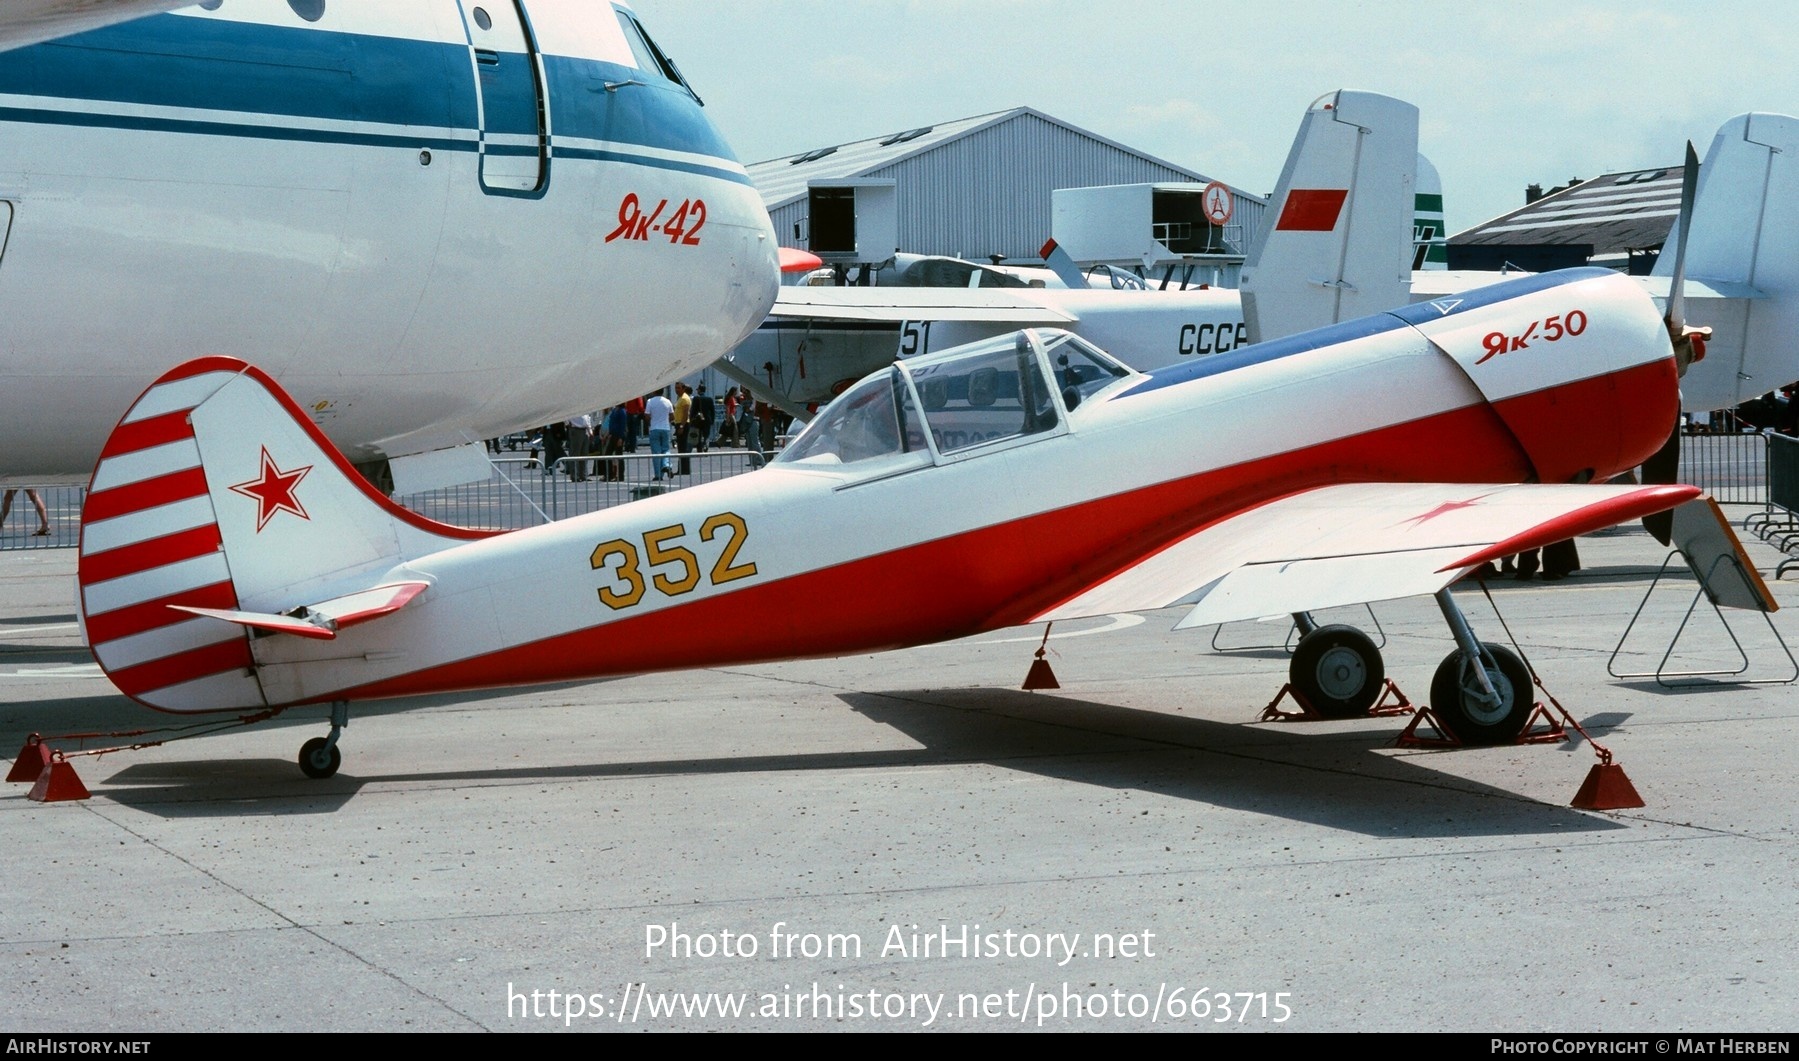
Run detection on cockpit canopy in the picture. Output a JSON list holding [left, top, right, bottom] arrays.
[[778, 329, 1134, 470]]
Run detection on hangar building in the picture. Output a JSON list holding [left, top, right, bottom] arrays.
[[1449, 166, 1681, 275], [747, 107, 1265, 267]]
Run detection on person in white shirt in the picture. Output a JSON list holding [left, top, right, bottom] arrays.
[[646, 391, 674, 480], [566, 413, 593, 482]]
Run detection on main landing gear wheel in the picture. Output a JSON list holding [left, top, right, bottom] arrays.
[[298, 736, 341, 779], [1429, 643, 1532, 745], [1289, 624, 1385, 718]]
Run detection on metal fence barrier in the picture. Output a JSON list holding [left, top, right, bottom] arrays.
[[1677, 427, 1768, 506], [0, 444, 775, 550], [396, 447, 772, 531], [1753, 433, 1799, 577], [1768, 433, 1799, 514], [0, 485, 85, 550]]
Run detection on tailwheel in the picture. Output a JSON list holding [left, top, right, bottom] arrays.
[[1289, 625, 1384, 718], [299, 702, 350, 779], [298, 736, 341, 779], [1429, 643, 1533, 745]]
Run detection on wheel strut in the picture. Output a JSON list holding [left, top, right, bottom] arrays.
[[298, 700, 349, 779], [1429, 589, 1535, 745], [1434, 588, 1497, 706]]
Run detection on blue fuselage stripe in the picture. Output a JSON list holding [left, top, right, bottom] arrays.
[[1117, 313, 1408, 399], [0, 105, 475, 153], [0, 13, 745, 179], [1116, 268, 1614, 400]]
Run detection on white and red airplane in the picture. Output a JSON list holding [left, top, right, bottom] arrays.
[[74, 265, 1700, 778], [0, 1, 779, 490]]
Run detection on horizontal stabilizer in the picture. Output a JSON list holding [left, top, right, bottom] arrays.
[[169, 581, 430, 640], [1033, 482, 1700, 628]]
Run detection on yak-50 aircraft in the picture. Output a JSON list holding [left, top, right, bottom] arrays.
[[75, 263, 1700, 778], [0, 1, 778, 490]]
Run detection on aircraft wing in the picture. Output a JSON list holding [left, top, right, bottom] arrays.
[[1034, 482, 1700, 628], [771, 287, 1076, 324], [0, 0, 188, 53], [1409, 272, 1763, 302]]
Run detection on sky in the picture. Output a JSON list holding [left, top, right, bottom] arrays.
[[630, 0, 1799, 237]]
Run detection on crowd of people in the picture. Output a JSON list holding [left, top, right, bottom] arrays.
[[514, 383, 794, 483]]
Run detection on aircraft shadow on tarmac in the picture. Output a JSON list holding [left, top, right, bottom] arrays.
[[31, 685, 1629, 836], [0, 645, 95, 666], [0, 612, 78, 627], [0, 613, 88, 666], [840, 688, 1629, 839]]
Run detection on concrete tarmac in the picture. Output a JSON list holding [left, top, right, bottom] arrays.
[[2, 522, 1797, 1032]]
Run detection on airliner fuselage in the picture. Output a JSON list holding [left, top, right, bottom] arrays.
[[0, 1, 779, 480]]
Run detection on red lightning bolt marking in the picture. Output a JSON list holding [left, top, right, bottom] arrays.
[[1397, 493, 1494, 529], [228, 447, 313, 532]]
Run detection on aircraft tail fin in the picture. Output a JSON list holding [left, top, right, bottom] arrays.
[[1240, 90, 1417, 344], [1413, 153, 1448, 270], [1038, 239, 1094, 289], [1657, 112, 1799, 411], [77, 357, 488, 712]]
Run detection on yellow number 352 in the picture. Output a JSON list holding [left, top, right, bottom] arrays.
[[589, 512, 758, 611]]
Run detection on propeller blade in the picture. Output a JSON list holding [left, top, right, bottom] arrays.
[[1666, 141, 1700, 331], [1658, 142, 1713, 379], [1639, 412, 1683, 545]]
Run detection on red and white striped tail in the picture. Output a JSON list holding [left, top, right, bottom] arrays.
[[78, 357, 485, 713], [80, 360, 262, 711]]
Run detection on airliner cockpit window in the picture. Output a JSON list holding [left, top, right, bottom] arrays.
[[778, 369, 925, 471], [907, 333, 1059, 455], [615, 10, 703, 104]]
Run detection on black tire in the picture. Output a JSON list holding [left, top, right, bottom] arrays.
[[1429, 643, 1533, 745], [1289, 625, 1384, 718], [299, 736, 341, 779]]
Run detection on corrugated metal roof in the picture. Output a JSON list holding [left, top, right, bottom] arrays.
[[748, 106, 1221, 212], [1452, 166, 1681, 253]]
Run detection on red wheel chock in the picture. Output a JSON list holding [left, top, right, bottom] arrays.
[[1571, 752, 1645, 810], [1021, 625, 1059, 691], [1367, 680, 1414, 717], [1261, 683, 1320, 721], [1514, 702, 1567, 744], [1392, 704, 1462, 747], [1022, 649, 1059, 690], [1261, 679, 1413, 723], [10, 736, 93, 802], [27, 752, 89, 803], [1395, 701, 1568, 749], [7, 734, 51, 783]]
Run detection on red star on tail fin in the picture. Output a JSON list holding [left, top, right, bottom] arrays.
[[229, 447, 312, 532]]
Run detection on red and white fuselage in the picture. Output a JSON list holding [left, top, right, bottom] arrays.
[[76, 267, 1687, 714]]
